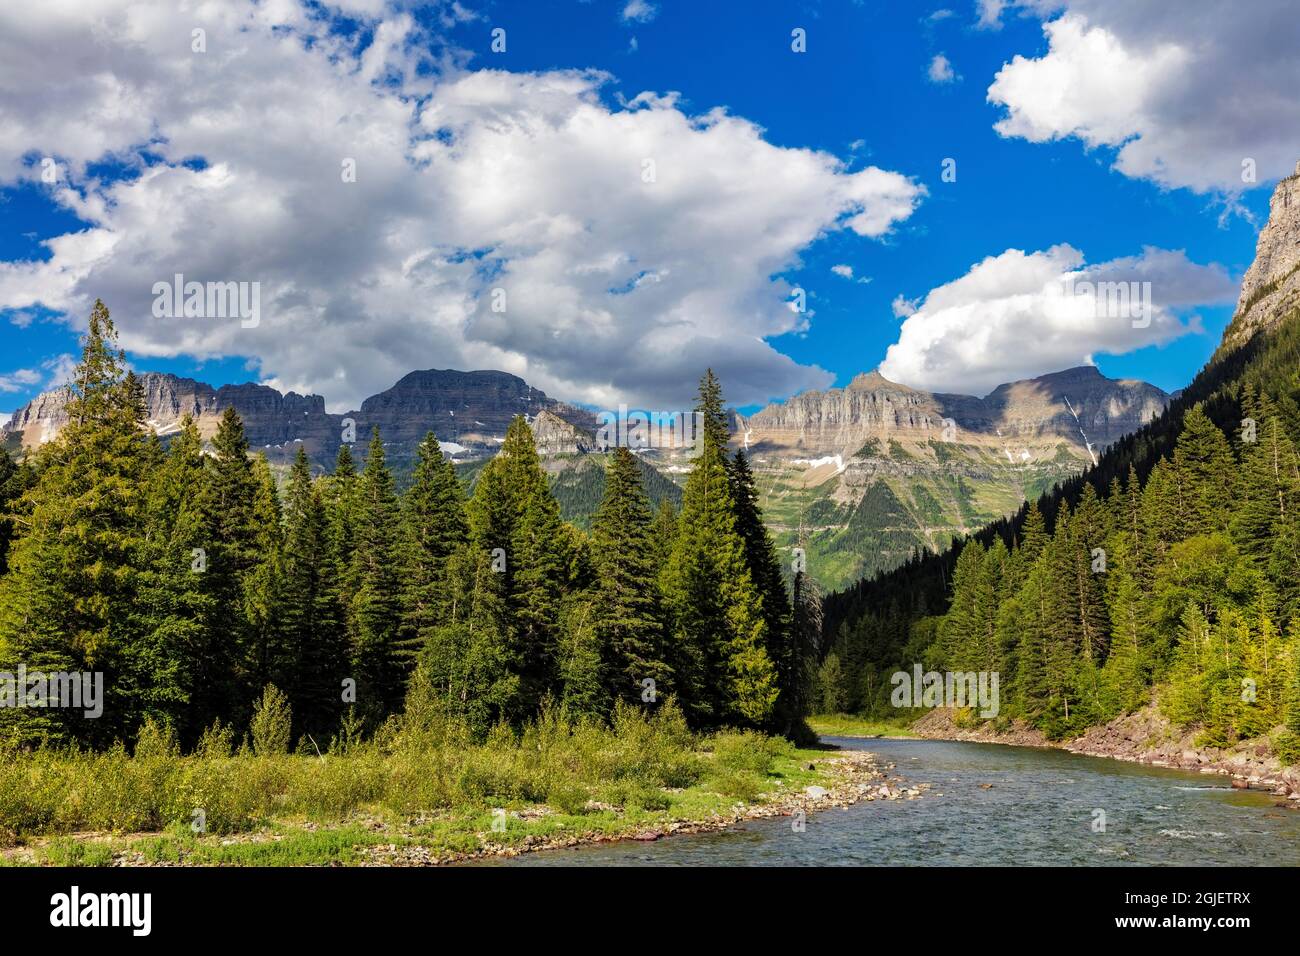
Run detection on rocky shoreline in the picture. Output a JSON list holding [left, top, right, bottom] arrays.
[[910, 706, 1300, 802], [364, 748, 927, 866]]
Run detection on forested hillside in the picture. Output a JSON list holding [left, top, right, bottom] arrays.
[[821, 306, 1300, 757], [0, 301, 820, 751]]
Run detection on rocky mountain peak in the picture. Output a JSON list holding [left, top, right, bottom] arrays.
[[1222, 161, 1300, 350], [2, 367, 597, 470], [738, 365, 1168, 459]]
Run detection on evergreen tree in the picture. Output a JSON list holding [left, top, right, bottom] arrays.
[[661, 371, 777, 727], [325, 442, 362, 639], [400, 432, 468, 664], [0, 301, 157, 745], [1171, 404, 1236, 536], [788, 537, 823, 737], [729, 450, 798, 731], [590, 447, 670, 705], [282, 446, 347, 740], [134, 415, 211, 741], [195, 406, 259, 730], [244, 455, 286, 693], [349, 428, 404, 725]]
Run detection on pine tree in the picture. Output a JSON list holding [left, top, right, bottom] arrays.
[[134, 415, 210, 741], [648, 498, 678, 569], [282, 446, 347, 740], [1171, 405, 1236, 536], [325, 442, 362, 638], [590, 447, 670, 705], [498, 417, 570, 704], [349, 428, 404, 725], [729, 450, 797, 731], [195, 406, 259, 730], [244, 455, 286, 694], [0, 446, 34, 578], [788, 537, 823, 737], [1069, 484, 1111, 665], [661, 371, 777, 727], [1099, 534, 1147, 716], [0, 301, 155, 746], [400, 433, 468, 664]]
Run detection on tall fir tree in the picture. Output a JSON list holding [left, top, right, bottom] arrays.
[[590, 447, 670, 705], [400, 433, 468, 666], [729, 450, 798, 731], [196, 406, 259, 730], [349, 429, 405, 725], [0, 301, 160, 745], [661, 371, 777, 727], [281, 446, 348, 741]]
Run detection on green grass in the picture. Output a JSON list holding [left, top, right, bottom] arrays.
[[808, 713, 918, 738], [0, 705, 846, 867]]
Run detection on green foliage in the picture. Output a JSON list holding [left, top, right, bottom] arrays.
[[823, 303, 1300, 758], [0, 329, 814, 763], [249, 684, 293, 756]]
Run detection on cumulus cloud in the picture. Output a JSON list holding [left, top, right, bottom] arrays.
[[831, 264, 854, 279], [927, 54, 958, 84], [0, 1, 925, 411], [879, 244, 1236, 396], [988, 1, 1300, 192]]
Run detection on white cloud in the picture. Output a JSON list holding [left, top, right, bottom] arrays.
[[0, 368, 42, 393], [0, 1, 925, 412], [879, 244, 1236, 395], [988, 2, 1300, 192], [621, 1, 658, 24], [927, 54, 958, 84], [891, 295, 919, 318], [42, 354, 78, 389], [977, 0, 1007, 29], [831, 264, 854, 279]]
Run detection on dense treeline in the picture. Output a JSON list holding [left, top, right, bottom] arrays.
[[0, 302, 820, 750], [822, 308, 1300, 756]]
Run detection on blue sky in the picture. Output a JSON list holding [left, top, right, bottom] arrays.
[[0, 0, 1288, 417]]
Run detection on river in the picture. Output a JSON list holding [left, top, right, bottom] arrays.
[[479, 736, 1300, 866]]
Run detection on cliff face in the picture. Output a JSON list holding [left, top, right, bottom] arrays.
[[2, 369, 595, 469], [356, 369, 595, 456], [1222, 161, 1300, 351], [739, 365, 1167, 460]]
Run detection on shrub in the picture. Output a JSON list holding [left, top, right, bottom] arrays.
[[1274, 729, 1300, 766], [250, 685, 292, 756]]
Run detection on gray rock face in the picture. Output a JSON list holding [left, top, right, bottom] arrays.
[[739, 365, 1168, 458], [2, 368, 595, 469], [356, 369, 595, 456], [1223, 161, 1300, 351], [529, 409, 596, 456]]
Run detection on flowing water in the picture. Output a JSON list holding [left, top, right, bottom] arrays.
[[479, 737, 1300, 866]]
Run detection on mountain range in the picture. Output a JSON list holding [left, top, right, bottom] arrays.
[[2, 359, 1168, 590], [734, 365, 1169, 589]]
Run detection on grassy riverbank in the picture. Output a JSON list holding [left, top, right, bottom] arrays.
[[0, 703, 883, 866], [808, 713, 918, 739]]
